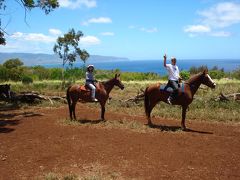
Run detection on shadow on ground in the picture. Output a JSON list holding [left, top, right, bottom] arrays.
[[148, 124, 213, 134], [0, 103, 44, 134]]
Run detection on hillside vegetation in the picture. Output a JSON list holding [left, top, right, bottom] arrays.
[[1, 59, 240, 123]]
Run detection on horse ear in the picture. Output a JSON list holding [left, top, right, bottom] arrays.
[[203, 69, 208, 74], [115, 74, 117, 79], [118, 74, 121, 77]]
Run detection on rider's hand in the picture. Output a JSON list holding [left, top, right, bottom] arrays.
[[179, 77, 183, 83], [163, 54, 167, 60]]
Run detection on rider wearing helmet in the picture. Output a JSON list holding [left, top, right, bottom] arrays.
[[85, 65, 98, 102]]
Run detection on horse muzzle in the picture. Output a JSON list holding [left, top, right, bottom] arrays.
[[211, 83, 216, 89]]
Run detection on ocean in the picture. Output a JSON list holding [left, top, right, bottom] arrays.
[[45, 59, 240, 75]]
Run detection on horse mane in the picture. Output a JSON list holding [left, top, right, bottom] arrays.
[[101, 77, 115, 85], [186, 72, 204, 84]]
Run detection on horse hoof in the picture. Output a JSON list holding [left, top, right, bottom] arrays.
[[148, 123, 153, 127], [181, 126, 187, 131]]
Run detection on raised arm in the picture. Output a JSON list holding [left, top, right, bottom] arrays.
[[163, 54, 167, 67]]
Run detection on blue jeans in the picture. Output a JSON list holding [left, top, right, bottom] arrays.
[[166, 80, 179, 99], [86, 83, 96, 99]]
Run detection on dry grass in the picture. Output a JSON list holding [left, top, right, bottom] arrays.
[[7, 79, 240, 123], [42, 162, 123, 180]]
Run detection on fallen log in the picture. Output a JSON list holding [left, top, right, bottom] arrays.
[[124, 88, 145, 103], [217, 92, 240, 101], [10, 91, 66, 104]]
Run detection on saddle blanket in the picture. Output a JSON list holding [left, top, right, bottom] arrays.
[[79, 85, 90, 91], [160, 83, 184, 93]]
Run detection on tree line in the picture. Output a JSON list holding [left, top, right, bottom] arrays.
[[0, 58, 240, 84]]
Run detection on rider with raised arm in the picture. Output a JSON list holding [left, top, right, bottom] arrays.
[[85, 65, 98, 102], [163, 54, 181, 105]]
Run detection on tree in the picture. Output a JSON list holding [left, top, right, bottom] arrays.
[[3, 58, 23, 69], [53, 28, 89, 87], [3, 58, 25, 81], [0, 0, 59, 45]]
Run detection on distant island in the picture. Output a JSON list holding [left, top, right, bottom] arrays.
[[0, 52, 129, 66]]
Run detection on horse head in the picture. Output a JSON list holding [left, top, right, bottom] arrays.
[[201, 69, 216, 89], [0, 84, 11, 99], [114, 74, 125, 90]]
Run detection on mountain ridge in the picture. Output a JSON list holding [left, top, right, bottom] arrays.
[[0, 52, 129, 66]]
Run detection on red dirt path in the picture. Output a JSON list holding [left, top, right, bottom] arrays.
[[0, 105, 240, 179]]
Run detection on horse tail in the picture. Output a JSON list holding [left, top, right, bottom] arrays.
[[144, 87, 150, 117], [66, 86, 72, 112]]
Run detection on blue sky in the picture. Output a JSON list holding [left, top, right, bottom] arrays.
[[0, 0, 240, 60]]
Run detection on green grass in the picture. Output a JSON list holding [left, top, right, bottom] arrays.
[[3, 79, 240, 123], [101, 79, 240, 123]]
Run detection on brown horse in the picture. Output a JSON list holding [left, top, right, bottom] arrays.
[[144, 70, 216, 130], [66, 74, 124, 120]]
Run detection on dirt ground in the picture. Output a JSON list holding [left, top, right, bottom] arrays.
[[0, 104, 240, 180]]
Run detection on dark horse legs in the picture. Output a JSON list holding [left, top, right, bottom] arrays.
[[100, 102, 106, 120], [181, 105, 188, 130], [72, 102, 77, 120]]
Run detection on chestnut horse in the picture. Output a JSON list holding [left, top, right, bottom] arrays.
[[144, 70, 216, 130], [66, 74, 124, 120]]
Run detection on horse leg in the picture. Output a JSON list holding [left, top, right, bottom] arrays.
[[181, 105, 188, 131], [66, 87, 73, 120], [72, 101, 77, 120], [69, 105, 73, 120], [100, 103, 106, 121], [68, 101, 73, 120], [147, 99, 159, 126]]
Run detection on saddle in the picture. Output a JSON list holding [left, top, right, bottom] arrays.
[[79, 83, 99, 92], [160, 83, 184, 93], [79, 85, 91, 92]]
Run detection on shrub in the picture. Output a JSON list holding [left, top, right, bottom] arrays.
[[180, 70, 190, 80], [209, 70, 225, 79], [231, 68, 240, 80], [22, 75, 33, 84]]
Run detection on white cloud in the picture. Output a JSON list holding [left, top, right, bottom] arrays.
[[0, 31, 100, 53], [184, 2, 240, 37], [11, 32, 55, 43], [49, 29, 62, 36], [82, 17, 112, 26], [140, 27, 158, 33], [183, 25, 211, 33], [198, 2, 240, 28], [59, 0, 97, 9], [80, 35, 101, 46], [100, 32, 115, 36], [210, 31, 231, 37], [129, 25, 158, 33]]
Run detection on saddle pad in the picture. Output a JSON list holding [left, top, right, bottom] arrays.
[[160, 83, 184, 93], [160, 85, 174, 92], [79, 85, 90, 91]]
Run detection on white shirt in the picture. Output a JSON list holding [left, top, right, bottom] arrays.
[[165, 64, 180, 81]]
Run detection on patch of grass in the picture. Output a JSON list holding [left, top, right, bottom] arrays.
[[42, 163, 123, 180], [63, 174, 78, 180], [44, 172, 59, 180], [60, 117, 184, 134]]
